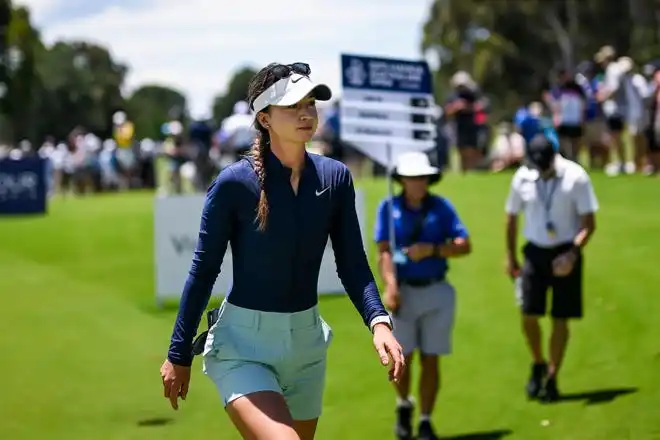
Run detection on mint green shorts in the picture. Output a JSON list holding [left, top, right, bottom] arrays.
[[202, 301, 333, 420]]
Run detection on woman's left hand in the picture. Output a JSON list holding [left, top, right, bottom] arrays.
[[373, 324, 405, 383]]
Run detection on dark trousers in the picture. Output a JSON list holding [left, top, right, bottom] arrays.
[[520, 242, 583, 319]]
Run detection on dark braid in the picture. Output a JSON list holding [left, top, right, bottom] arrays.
[[250, 126, 270, 231], [246, 63, 280, 231]]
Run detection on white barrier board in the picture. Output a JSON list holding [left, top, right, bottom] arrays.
[[154, 190, 366, 303]]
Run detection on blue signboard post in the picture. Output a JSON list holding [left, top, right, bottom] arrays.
[[339, 53, 437, 167], [340, 53, 438, 260], [0, 157, 48, 215]]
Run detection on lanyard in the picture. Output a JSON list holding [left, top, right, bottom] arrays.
[[537, 178, 558, 222]]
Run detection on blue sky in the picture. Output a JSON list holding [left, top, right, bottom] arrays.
[[18, 0, 434, 118]]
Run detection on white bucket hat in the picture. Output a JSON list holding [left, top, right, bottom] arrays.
[[392, 152, 442, 184], [450, 71, 476, 89], [251, 73, 332, 113]]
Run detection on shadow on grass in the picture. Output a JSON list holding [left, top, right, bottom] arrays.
[[555, 387, 638, 405], [441, 429, 513, 439], [136, 417, 174, 427]]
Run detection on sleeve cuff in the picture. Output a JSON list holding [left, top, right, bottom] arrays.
[[167, 351, 193, 367], [369, 315, 393, 333]]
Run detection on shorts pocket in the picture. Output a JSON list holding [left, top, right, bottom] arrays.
[[293, 319, 332, 364], [203, 323, 256, 361], [321, 318, 333, 348]]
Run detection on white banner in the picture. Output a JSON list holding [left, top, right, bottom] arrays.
[[154, 190, 367, 304]]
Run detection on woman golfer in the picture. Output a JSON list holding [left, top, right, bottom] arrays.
[[160, 62, 404, 440]]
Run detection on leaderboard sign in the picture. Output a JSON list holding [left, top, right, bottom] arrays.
[[340, 53, 437, 165]]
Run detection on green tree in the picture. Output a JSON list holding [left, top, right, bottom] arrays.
[[211, 66, 257, 124], [126, 84, 187, 139], [5, 4, 40, 142], [0, 0, 11, 142], [35, 40, 127, 141], [421, 0, 660, 121]]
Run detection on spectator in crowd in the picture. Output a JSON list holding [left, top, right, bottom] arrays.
[[189, 119, 215, 191], [215, 100, 256, 163], [475, 95, 491, 158], [38, 138, 56, 196], [99, 139, 121, 191], [505, 132, 598, 402], [576, 61, 609, 169], [444, 71, 484, 172], [490, 122, 525, 172], [138, 138, 157, 189], [551, 68, 587, 162], [644, 63, 660, 175], [317, 100, 344, 162], [112, 111, 138, 188], [68, 127, 93, 195], [83, 133, 103, 193], [432, 107, 451, 170], [162, 120, 186, 194], [317, 100, 369, 177], [595, 46, 633, 174], [375, 151, 471, 440], [617, 56, 650, 173]]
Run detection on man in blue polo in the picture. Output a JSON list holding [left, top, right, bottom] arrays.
[[374, 152, 472, 440]]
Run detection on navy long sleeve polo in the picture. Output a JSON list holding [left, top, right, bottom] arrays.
[[168, 151, 388, 366]]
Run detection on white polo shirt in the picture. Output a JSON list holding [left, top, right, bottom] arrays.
[[505, 155, 599, 248]]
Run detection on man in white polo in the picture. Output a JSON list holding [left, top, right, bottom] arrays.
[[504, 132, 598, 402]]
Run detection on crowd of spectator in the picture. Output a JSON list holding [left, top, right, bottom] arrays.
[[2, 45, 658, 199]]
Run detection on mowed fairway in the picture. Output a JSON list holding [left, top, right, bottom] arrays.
[[0, 172, 659, 440]]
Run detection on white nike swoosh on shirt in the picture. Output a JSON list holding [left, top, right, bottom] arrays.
[[315, 187, 330, 196]]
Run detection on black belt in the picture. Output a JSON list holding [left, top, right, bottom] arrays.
[[398, 276, 444, 288]]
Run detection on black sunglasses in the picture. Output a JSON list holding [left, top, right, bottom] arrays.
[[272, 62, 311, 80]]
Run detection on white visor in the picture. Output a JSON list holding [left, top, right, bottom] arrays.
[[252, 73, 332, 113]]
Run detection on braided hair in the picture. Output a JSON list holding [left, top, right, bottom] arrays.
[[246, 63, 281, 231]]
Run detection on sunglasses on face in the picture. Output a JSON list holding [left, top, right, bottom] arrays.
[[272, 62, 311, 80]]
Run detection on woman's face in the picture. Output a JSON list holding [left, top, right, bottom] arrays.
[[261, 94, 318, 145], [401, 176, 429, 199]]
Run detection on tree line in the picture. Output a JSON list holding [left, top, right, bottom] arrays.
[[0, 1, 258, 144], [422, 0, 660, 120], [1, 0, 658, 144]]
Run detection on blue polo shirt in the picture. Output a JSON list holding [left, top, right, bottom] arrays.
[[373, 195, 469, 281], [168, 152, 387, 366]]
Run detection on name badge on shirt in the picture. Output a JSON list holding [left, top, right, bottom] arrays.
[[546, 221, 557, 239], [393, 249, 408, 264]]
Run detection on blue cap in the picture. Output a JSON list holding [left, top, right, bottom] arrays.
[[541, 125, 560, 152]]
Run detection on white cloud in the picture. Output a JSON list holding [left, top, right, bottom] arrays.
[[18, 0, 434, 118]]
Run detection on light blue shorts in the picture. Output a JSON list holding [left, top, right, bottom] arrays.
[[202, 301, 333, 420]]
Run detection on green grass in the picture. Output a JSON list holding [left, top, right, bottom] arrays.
[[1, 172, 659, 440]]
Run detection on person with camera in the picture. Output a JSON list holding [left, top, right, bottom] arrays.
[[374, 152, 471, 440], [505, 133, 598, 402]]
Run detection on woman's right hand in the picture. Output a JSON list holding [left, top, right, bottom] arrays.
[[383, 283, 401, 313], [160, 359, 191, 410]]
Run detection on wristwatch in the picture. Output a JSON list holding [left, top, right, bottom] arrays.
[[370, 315, 394, 333]]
